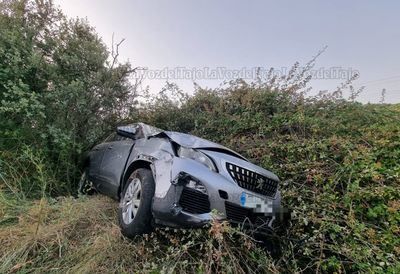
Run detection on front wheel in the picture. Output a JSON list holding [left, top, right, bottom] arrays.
[[118, 168, 155, 238]]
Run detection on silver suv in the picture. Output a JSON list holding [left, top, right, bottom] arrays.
[[79, 123, 283, 238]]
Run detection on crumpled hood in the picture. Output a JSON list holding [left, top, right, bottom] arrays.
[[153, 131, 247, 161], [164, 131, 223, 149], [136, 123, 246, 160]]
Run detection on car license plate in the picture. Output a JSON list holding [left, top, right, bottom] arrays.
[[241, 192, 273, 213]]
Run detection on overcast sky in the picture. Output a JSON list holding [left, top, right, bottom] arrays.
[[55, 0, 400, 103]]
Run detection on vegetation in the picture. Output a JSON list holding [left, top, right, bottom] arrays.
[[0, 0, 136, 197], [1, 1, 399, 273]]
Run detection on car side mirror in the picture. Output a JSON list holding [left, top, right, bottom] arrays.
[[116, 126, 137, 139]]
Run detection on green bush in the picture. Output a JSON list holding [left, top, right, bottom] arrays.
[[137, 81, 400, 272], [0, 0, 137, 195]]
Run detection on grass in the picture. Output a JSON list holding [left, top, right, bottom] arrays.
[[0, 196, 279, 273]]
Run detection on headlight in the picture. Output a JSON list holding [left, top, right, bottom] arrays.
[[177, 147, 217, 172]]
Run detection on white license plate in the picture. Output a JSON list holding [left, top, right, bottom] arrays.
[[241, 192, 273, 213]]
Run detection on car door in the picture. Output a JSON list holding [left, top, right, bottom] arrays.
[[87, 141, 110, 183], [95, 134, 135, 199]]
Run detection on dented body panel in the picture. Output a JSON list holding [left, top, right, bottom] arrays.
[[86, 123, 284, 231]]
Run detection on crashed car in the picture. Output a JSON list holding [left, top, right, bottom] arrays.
[[79, 123, 283, 238]]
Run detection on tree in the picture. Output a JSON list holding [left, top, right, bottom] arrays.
[[0, 0, 137, 193]]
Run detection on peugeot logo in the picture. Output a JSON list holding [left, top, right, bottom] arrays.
[[256, 177, 264, 189]]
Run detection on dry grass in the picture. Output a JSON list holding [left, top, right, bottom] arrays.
[[0, 196, 118, 273], [0, 196, 276, 273]]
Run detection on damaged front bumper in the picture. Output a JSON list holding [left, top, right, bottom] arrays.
[[151, 154, 288, 231]]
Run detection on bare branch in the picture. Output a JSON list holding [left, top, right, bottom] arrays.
[[110, 33, 125, 69]]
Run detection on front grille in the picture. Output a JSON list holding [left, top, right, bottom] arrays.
[[225, 201, 252, 223], [225, 202, 272, 226], [226, 162, 278, 197], [179, 187, 211, 214]]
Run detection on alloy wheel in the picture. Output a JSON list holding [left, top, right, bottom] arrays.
[[121, 178, 142, 225]]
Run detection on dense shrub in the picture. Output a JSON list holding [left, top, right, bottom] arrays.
[[0, 0, 137, 196], [138, 81, 400, 272]]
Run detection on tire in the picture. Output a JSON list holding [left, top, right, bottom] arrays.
[[78, 169, 97, 195], [118, 168, 155, 238]]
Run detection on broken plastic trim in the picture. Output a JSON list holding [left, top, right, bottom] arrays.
[[173, 172, 207, 193], [170, 172, 211, 215]]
